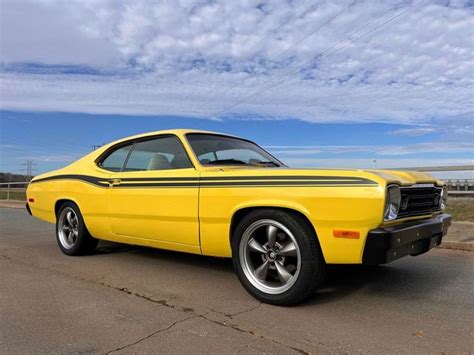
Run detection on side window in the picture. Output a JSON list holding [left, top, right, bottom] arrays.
[[124, 136, 192, 171], [198, 152, 216, 163], [216, 149, 263, 162], [99, 144, 132, 172]]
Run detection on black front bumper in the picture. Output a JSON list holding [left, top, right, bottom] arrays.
[[362, 213, 451, 265]]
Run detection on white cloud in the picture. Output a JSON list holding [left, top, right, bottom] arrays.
[[267, 141, 474, 156], [375, 141, 474, 155], [0, 0, 472, 125], [389, 127, 436, 136], [280, 157, 474, 169], [0, 0, 120, 66], [279, 157, 474, 179], [0, 144, 19, 149]]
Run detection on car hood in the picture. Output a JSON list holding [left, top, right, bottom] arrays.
[[363, 169, 442, 186]]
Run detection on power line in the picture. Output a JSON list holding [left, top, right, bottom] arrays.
[[241, 0, 317, 56], [210, 2, 404, 117], [194, 1, 356, 114], [210, 1, 424, 119], [216, 1, 357, 100]]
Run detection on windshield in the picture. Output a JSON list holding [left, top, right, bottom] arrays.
[[186, 133, 283, 167]]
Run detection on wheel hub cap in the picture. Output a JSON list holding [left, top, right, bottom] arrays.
[[58, 207, 79, 249], [239, 219, 301, 295], [267, 250, 277, 261]]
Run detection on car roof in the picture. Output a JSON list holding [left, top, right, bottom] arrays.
[[100, 129, 247, 151]]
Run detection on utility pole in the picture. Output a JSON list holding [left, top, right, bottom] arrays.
[[92, 144, 104, 150], [21, 160, 37, 182]]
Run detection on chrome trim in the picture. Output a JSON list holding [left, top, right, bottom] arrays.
[[384, 184, 401, 221], [403, 183, 436, 188], [57, 207, 79, 249]]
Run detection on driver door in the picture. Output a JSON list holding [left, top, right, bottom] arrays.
[[103, 135, 200, 247]]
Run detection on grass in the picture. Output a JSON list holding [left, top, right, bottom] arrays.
[[446, 197, 474, 222], [0, 191, 26, 201], [1, 190, 472, 222]]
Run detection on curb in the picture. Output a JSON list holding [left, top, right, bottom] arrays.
[[0, 200, 26, 209]]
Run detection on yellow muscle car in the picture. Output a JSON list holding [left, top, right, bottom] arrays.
[[26, 129, 451, 305]]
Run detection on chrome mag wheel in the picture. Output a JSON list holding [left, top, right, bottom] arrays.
[[58, 207, 79, 249], [239, 219, 301, 295]]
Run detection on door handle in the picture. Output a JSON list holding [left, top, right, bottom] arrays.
[[108, 178, 121, 187]]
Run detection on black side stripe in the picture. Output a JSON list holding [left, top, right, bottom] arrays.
[[117, 181, 376, 188], [31, 174, 199, 184], [116, 175, 370, 182], [31, 174, 107, 185], [30, 174, 378, 187]]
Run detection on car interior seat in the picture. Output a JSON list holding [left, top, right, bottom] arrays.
[[147, 153, 172, 170]]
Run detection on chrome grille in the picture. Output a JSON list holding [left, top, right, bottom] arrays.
[[398, 185, 442, 218]]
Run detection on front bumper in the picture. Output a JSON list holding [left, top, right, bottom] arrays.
[[362, 213, 451, 265]]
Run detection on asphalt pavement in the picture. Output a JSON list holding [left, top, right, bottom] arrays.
[[1, 207, 473, 354]]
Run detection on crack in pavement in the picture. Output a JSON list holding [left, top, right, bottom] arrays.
[[105, 315, 198, 354], [209, 303, 262, 319], [195, 312, 310, 355], [0, 253, 312, 354]]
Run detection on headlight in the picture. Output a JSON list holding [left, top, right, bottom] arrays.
[[440, 186, 448, 210], [384, 185, 401, 221]]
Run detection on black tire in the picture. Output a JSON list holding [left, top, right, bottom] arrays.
[[56, 202, 98, 256], [232, 209, 325, 306]]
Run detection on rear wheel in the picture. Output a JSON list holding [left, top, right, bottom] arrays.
[[56, 202, 98, 256], [232, 209, 325, 306]]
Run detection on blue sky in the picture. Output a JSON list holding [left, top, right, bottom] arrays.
[[0, 0, 473, 177], [1, 110, 472, 178]]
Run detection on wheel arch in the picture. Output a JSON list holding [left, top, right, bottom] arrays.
[[54, 198, 81, 218], [229, 205, 321, 251]]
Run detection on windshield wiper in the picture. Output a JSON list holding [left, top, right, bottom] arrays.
[[252, 161, 280, 167], [208, 159, 248, 165]]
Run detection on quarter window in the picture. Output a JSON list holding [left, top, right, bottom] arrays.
[[99, 144, 132, 172]]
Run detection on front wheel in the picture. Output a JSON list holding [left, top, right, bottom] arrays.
[[232, 209, 325, 306], [56, 202, 98, 256]]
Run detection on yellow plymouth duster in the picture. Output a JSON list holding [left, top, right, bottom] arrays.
[[26, 129, 451, 305]]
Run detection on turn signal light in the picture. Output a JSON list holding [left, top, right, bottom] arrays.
[[333, 230, 360, 239]]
